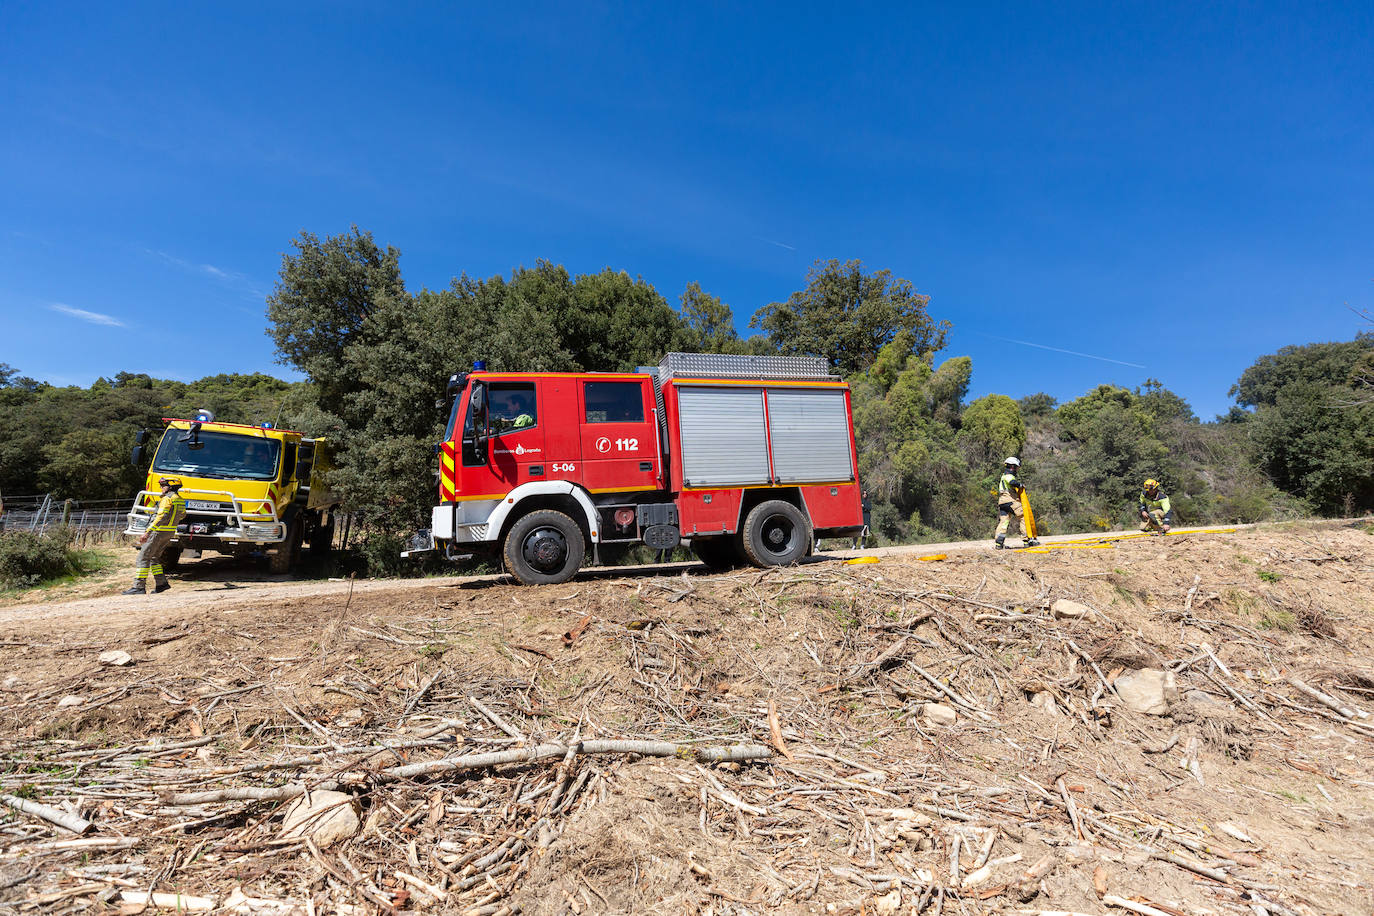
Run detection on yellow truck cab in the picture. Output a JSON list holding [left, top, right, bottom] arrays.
[[125, 411, 339, 573]]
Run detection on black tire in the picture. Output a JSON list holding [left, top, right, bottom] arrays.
[[269, 519, 303, 574], [692, 536, 744, 570], [161, 546, 182, 571], [503, 510, 586, 585], [741, 500, 812, 568], [308, 514, 335, 559]]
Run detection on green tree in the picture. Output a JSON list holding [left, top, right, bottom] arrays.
[[751, 259, 948, 375], [1231, 336, 1374, 515], [680, 282, 746, 354], [265, 233, 694, 540], [958, 394, 1026, 468], [266, 227, 407, 409]]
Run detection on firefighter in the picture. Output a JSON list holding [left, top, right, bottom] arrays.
[[994, 457, 1033, 549], [123, 477, 186, 595], [496, 392, 535, 431], [1138, 478, 1173, 534], [852, 489, 872, 549]]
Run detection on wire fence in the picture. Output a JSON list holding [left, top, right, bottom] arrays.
[[1, 494, 132, 537]]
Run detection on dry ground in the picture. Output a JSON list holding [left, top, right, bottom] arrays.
[[2, 521, 1373, 915]]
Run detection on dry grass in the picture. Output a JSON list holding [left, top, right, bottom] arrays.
[[1, 522, 1372, 915]]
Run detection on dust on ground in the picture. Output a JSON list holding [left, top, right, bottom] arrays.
[[2, 521, 1373, 915]]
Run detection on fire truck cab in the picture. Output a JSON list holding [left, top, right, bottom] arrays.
[[421, 353, 865, 584]]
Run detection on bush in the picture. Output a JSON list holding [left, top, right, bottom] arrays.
[[0, 528, 77, 588]]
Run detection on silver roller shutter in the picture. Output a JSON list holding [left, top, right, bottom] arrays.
[[767, 389, 854, 483], [677, 387, 770, 487]]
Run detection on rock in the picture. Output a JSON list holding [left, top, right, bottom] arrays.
[[1113, 668, 1178, 715], [279, 790, 360, 848], [57, 695, 84, 707], [922, 702, 957, 726], [1185, 689, 1222, 706], [1051, 599, 1094, 620], [1031, 691, 1062, 715], [2, 675, 20, 689], [874, 887, 903, 915], [98, 650, 133, 667]]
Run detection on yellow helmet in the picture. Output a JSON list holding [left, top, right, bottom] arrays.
[[158, 477, 184, 490], [1143, 478, 1158, 490]]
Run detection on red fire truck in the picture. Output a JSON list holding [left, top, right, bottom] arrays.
[[415, 352, 864, 584]]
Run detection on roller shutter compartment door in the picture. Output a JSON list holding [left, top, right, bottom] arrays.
[[767, 389, 854, 484], [677, 387, 770, 487]]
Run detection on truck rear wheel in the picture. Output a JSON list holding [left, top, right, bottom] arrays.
[[692, 537, 744, 570], [307, 514, 335, 559], [504, 510, 585, 585], [741, 500, 811, 568]]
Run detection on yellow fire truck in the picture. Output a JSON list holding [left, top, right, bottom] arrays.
[[125, 411, 339, 573]]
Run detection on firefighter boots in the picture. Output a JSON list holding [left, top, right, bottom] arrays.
[[122, 581, 146, 596], [153, 576, 171, 594]]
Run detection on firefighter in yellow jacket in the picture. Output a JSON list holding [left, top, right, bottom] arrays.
[[1138, 479, 1173, 534], [994, 457, 1036, 549], [123, 477, 186, 595]]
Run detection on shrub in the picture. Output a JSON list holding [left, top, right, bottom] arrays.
[[0, 528, 77, 588]]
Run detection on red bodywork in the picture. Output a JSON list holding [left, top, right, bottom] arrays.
[[439, 369, 864, 544]]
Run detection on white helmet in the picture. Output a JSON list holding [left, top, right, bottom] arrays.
[[1005, 457, 1021, 467]]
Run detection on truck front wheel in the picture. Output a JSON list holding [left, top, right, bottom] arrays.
[[269, 519, 303, 574], [741, 500, 811, 568], [504, 510, 586, 585]]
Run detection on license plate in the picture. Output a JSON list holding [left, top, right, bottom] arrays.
[[187, 501, 221, 510]]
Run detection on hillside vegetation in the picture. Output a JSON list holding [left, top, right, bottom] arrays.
[[3, 229, 1371, 573]]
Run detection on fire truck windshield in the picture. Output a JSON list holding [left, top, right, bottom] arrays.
[[152, 432, 282, 481]]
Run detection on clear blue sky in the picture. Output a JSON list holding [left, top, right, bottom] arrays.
[[2, 2, 1371, 419]]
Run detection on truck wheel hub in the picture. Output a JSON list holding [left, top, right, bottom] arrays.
[[762, 517, 794, 551], [523, 528, 567, 571]]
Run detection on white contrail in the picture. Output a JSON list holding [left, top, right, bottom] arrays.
[[982, 333, 1145, 369], [752, 236, 797, 251], [50, 303, 124, 327]]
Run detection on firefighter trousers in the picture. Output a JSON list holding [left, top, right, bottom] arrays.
[[995, 500, 1024, 541], [135, 530, 175, 582], [1139, 509, 1169, 532]]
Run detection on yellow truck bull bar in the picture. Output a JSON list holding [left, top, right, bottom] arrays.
[[124, 488, 287, 543]]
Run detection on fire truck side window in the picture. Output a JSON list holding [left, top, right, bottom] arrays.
[[489, 383, 537, 432], [584, 381, 644, 423]]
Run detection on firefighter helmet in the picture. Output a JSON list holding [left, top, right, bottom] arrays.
[[1004, 457, 1021, 467], [158, 477, 184, 491], [1143, 478, 1159, 491]]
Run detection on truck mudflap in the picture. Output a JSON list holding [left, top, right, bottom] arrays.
[[125, 488, 287, 543]]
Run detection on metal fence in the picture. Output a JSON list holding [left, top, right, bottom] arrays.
[[1, 494, 131, 536]]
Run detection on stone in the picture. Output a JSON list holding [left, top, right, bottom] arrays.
[[874, 887, 903, 914], [279, 790, 360, 848], [57, 695, 84, 707], [98, 650, 133, 667], [922, 702, 957, 727], [1051, 599, 1094, 620], [1185, 689, 1222, 706], [1113, 668, 1179, 715]]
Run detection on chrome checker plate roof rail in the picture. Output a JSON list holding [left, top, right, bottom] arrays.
[[657, 352, 835, 382]]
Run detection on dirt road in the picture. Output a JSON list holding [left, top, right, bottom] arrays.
[[0, 522, 1258, 633]]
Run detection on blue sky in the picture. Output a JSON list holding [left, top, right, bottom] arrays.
[[2, 2, 1371, 419]]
